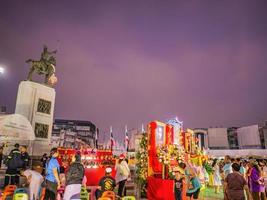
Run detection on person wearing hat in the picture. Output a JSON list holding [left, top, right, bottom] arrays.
[[95, 166, 116, 200], [4, 143, 23, 186], [173, 166, 187, 200], [115, 154, 130, 197]]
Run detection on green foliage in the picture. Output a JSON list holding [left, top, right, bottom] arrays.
[[203, 162, 214, 175], [136, 133, 148, 197]]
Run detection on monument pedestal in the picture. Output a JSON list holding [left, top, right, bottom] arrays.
[[15, 81, 56, 155]]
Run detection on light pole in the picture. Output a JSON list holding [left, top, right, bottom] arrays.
[[0, 66, 4, 74]]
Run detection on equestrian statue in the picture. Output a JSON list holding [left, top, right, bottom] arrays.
[[26, 45, 58, 86]]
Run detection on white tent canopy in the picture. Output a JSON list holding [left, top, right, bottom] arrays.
[[0, 114, 35, 141], [207, 149, 267, 158]]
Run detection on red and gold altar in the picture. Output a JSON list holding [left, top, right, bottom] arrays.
[[57, 148, 116, 186], [146, 120, 206, 200]]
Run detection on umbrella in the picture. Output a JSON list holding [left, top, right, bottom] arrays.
[[0, 114, 35, 141]]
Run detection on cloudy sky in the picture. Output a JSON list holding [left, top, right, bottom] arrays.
[[0, 1, 267, 139]]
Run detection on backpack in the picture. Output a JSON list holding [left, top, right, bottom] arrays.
[[7, 150, 24, 170], [66, 162, 85, 185], [120, 161, 130, 177]]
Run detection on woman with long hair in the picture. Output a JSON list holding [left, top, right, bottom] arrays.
[[212, 158, 222, 194], [250, 162, 266, 200], [115, 154, 130, 197]]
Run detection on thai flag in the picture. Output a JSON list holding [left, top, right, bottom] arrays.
[[125, 125, 129, 151], [110, 126, 115, 150]]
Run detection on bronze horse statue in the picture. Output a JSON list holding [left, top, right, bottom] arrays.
[[26, 46, 57, 85]]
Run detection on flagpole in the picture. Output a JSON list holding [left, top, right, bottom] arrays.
[[110, 126, 112, 151], [95, 128, 98, 149], [142, 123, 145, 133], [125, 125, 129, 152], [125, 125, 127, 152]]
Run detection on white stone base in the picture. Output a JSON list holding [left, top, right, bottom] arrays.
[[15, 81, 56, 155]]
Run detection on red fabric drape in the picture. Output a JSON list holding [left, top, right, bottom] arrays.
[[85, 168, 116, 186], [165, 125, 174, 145], [165, 125, 170, 145], [149, 122, 162, 173], [147, 176, 175, 200]]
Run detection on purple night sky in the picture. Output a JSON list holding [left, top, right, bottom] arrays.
[[0, 1, 267, 140]]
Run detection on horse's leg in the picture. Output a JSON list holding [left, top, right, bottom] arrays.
[[27, 66, 34, 81], [45, 74, 49, 84], [45, 66, 55, 84]]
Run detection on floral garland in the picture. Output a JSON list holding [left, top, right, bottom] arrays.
[[156, 144, 185, 179], [156, 145, 171, 165], [156, 144, 185, 165], [136, 133, 148, 197]]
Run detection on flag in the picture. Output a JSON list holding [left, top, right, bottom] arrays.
[[125, 125, 129, 151], [95, 128, 98, 148], [110, 126, 115, 150]]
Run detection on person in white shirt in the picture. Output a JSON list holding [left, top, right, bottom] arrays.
[[21, 169, 44, 200], [115, 154, 130, 197]]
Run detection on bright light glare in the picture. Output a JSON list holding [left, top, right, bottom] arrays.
[[0, 67, 4, 74]]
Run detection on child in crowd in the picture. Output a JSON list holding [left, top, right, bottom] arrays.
[[173, 167, 187, 200], [95, 167, 116, 200], [186, 172, 201, 200]]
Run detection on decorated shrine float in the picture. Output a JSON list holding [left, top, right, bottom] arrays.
[[136, 120, 208, 200], [57, 148, 116, 186]]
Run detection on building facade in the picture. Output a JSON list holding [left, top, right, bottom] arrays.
[[51, 119, 97, 149], [237, 125, 261, 149], [194, 124, 265, 150], [259, 121, 267, 149], [193, 128, 208, 150], [0, 105, 7, 115], [227, 127, 239, 149], [207, 128, 229, 150]]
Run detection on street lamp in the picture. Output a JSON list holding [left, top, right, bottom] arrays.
[[0, 66, 4, 74]]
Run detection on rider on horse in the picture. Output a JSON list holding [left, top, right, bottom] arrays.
[[26, 45, 57, 85], [41, 45, 57, 67]]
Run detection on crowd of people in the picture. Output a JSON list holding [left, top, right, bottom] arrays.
[[2, 143, 267, 200], [4, 143, 30, 187], [172, 155, 267, 200], [216, 156, 267, 200], [1, 144, 131, 200]]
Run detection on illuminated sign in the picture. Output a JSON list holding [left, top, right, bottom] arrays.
[[156, 125, 164, 146], [166, 117, 183, 145]]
